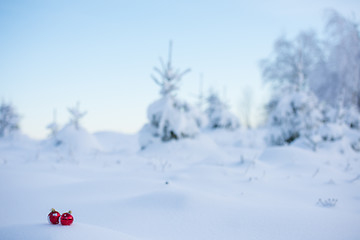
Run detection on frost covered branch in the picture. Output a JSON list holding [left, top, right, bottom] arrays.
[[151, 41, 191, 96]]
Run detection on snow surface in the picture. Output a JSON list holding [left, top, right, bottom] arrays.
[[1, 128, 360, 240]]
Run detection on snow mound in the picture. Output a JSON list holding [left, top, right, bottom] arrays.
[[0, 223, 139, 240], [94, 131, 139, 152], [258, 146, 321, 172], [0, 132, 40, 164], [0, 131, 37, 147], [318, 123, 344, 141], [53, 124, 103, 153], [139, 133, 239, 168]]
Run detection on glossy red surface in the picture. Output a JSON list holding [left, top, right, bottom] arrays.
[[48, 210, 61, 224], [60, 212, 74, 226]]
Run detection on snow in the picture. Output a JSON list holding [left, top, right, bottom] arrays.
[[48, 123, 103, 153], [318, 123, 344, 141], [139, 96, 201, 148], [0, 223, 138, 240], [1, 128, 360, 240]]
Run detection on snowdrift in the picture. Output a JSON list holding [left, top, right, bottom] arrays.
[[1, 129, 360, 240], [49, 124, 103, 153]]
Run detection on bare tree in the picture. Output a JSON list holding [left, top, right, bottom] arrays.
[[310, 10, 360, 109], [260, 31, 323, 91]]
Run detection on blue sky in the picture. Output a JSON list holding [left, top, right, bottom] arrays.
[[1, 0, 359, 139]]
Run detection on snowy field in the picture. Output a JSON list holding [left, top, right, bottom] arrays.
[[0, 128, 360, 240]]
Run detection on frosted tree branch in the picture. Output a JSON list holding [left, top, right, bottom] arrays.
[[151, 41, 191, 96]]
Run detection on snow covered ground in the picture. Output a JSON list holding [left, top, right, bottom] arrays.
[[0, 129, 360, 240]]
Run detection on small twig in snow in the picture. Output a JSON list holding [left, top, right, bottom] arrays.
[[316, 198, 338, 208], [312, 168, 320, 178], [348, 174, 360, 183]]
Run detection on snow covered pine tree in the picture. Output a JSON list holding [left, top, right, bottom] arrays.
[[205, 91, 240, 130], [266, 87, 323, 146], [139, 42, 204, 149], [0, 102, 20, 138], [52, 103, 102, 153], [261, 32, 324, 146], [68, 102, 87, 130]]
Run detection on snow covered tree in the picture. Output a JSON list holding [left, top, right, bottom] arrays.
[[310, 10, 360, 111], [141, 97, 200, 143], [261, 31, 324, 145], [51, 104, 102, 154], [266, 87, 323, 145], [139, 42, 203, 149], [344, 105, 360, 130], [47, 110, 61, 145], [68, 102, 87, 130], [260, 31, 323, 91], [47, 121, 60, 138], [205, 91, 240, 130], [307, 10, 360, 135], [151, 41, 191, 97], [261, 10, 360, 150], [0, 102, 20, 138]]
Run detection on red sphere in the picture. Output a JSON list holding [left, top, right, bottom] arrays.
[[60, 211, 74, 226], [48, 209, 61, 224]]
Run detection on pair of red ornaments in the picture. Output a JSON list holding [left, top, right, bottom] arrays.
[[48, 208, 74, 226]]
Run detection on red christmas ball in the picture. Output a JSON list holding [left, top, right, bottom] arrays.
[[48, 208, 61, 224], [60, 211, 74, 226]]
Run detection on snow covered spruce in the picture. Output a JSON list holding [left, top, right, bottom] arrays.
[[265, 86, 323, 146], [139, 42, 206, 149], [46, 103, 102, 154], [0, 101, 20, 139], [205, 91, 240, 130]]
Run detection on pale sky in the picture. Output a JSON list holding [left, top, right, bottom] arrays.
[[1, 0, 359, 139]]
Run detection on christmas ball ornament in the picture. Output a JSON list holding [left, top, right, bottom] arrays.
[[60, 211, 74, 226], [48, 208, 61, 224]]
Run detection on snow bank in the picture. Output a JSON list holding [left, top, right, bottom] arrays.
[[94, 131, 139, 152], [1, 129, 360, 240], [49, 124, 103, 153], [318, 123, 345, 141], [0, 132, 40, 164]]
